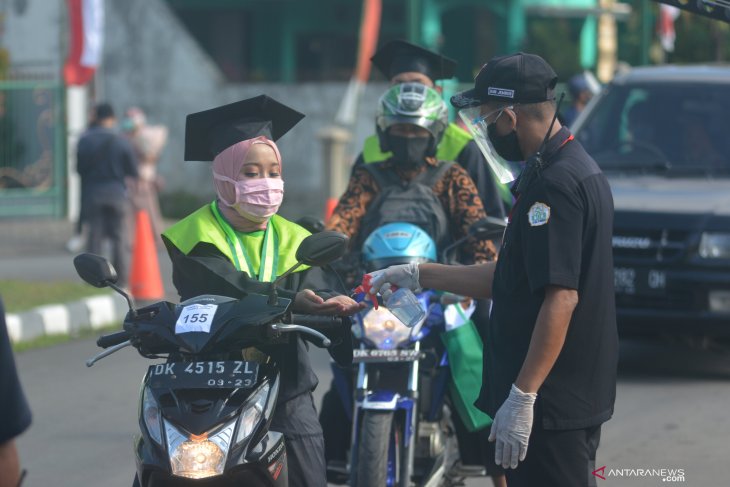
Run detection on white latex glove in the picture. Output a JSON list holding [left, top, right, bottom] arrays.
[[488, 384, 537, 469], [367, 262, 421, 301]]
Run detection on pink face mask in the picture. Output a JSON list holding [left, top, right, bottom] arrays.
[[213, 173, 285, 223]]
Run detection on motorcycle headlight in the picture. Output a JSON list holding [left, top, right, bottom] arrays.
[[165, 419, 234, 479], [699, 232, 730, 259], [142, 386, 162, 445], [361, 306, 413, 349], [234, 382, 270, 446]]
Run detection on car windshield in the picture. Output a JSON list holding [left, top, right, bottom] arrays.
[[575, 82, 730, 176]]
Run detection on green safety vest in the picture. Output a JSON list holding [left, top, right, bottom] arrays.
[[362, 122, 471, 164], [163, 202, 311, 282], [362, 122, 513, 207]]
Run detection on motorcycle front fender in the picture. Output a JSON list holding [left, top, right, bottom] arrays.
[[360, 390, 400, 410]]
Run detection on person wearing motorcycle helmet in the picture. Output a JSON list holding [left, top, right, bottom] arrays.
[[375, 82, 448, 168], [324, 84, 503, 486], [162, 95, 363, 487], [352, 39, 508, 218], [328, 82, 495, 264]]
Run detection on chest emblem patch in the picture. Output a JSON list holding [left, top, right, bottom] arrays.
[[528, 202, 551, 226]]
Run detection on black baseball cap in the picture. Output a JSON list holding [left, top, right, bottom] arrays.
[[185, 95, 304, 161], [451, 52, 558, 109], [371, 40, 457, 82]]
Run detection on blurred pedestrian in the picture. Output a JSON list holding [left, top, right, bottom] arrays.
[[66, 110, 99, 253], [121, 107, 168, 247], [562, 73, 594, 126], [0, 297, 32, 487], [76, 102, 139, 288]]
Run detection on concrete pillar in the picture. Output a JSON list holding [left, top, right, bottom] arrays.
[[66, 85, 89, 222], [318, 125, 352, 217]]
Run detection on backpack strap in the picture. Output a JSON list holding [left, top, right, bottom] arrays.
[[361, 162, 403, 190], [415, 160, 455, 188]]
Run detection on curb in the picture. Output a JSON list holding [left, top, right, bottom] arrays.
[[5, 293, 130, 344]]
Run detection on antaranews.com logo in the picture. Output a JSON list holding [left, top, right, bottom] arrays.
[[593, 466, 686, 483]]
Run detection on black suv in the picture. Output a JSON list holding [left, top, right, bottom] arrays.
[[573, 65, 730, 340]]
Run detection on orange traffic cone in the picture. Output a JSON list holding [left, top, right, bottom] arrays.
[[129, 209, 164, 301]]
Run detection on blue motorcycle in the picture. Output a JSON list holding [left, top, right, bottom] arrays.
[[327, 220, 503, 487]]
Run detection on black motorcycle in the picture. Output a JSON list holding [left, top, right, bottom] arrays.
[[77, 231, 350, 486]]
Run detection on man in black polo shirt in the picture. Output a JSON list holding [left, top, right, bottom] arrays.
[[367, 53, 618, 487]]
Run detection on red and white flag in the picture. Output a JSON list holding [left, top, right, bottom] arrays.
[[657, 4, 681, 53], [64, 0, 105, 86]]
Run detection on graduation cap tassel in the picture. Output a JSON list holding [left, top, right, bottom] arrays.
[[335, 0, 382, 126]]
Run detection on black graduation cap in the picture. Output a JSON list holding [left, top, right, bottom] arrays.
[[184, 95, 305, 161], [370, 40, 457, 82]]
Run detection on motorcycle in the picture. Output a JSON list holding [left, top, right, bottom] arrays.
[[327, 218, 505, 487], [76, 231, 350, 486]]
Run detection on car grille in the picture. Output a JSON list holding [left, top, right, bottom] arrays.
[[612, 228, 690, 263]]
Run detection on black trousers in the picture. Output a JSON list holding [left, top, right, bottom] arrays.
[[505, 418, 602, 487], [320, 378, 350, 464], [86, 193, 132, 287], [270, 392, 327, 487]]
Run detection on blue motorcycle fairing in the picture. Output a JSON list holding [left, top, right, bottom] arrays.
[[361, 390, 400, 410]]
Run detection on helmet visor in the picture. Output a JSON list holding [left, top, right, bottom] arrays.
[[458, 106, 521, 184]]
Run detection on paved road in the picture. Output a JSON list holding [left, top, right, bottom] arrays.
[[14, 335, 730, 487]]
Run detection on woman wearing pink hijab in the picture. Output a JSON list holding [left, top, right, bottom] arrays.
[[162, 96, 361, 486]]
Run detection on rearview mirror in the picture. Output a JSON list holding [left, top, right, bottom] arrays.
[[73, 253, 118, 288], [295, 231, 349, 267], [469, 217, 507, 240]]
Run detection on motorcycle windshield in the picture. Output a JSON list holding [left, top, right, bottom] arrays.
[[175, 294, 291, 354], [129, 293, 291, 355]]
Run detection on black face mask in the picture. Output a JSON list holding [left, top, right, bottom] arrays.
[[389, 135, 432, 168], [487, 123, 524, 161]]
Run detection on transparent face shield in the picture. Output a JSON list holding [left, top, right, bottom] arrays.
[[458, 106, 522, 184]]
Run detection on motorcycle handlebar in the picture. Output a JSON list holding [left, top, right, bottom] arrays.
[[287, 314, 345, 330], [97, 330, 131, 349]]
